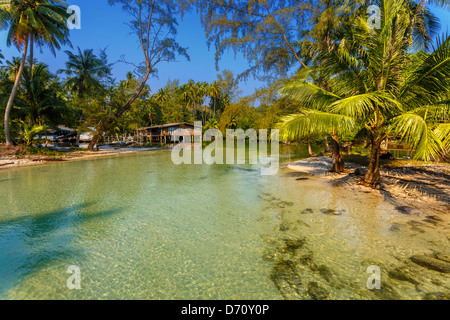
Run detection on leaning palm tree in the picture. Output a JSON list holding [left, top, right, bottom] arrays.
[[0, 0, 70, 145], [279, 0, 450, 187]]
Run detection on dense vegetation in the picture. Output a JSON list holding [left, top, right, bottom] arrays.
[[1, 0, 449, 187]]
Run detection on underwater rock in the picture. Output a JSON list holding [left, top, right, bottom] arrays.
[[395, 206, 413, 214], [372, 282, 401, 300], [262, 249, 282, 263], [423, 218, 439, 226], [270, 261, 304, 299], [426, 215, 443, 222], [387, 267, 419, 285], [410, 255, 450, 273], [282, 238, 305, 253], [433, 253, 450, 263], [275, 200, 294, 208], [313, 264, 342, 288], [411, 226, 426, 233], [298, 252, 314, 266], [431, 279, 444, 286], [307, 282, 329, 300], [315, 265, 332, 282], [320, 208, 344, 216], [301, 208, 314, 214], [423, 292, 450, 300], [390, 224, 401, 231]]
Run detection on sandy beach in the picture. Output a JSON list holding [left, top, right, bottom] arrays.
[[287, 156, 450, 216], [0, 146, 160, 170]]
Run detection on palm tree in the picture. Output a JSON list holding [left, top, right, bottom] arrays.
[[180, 80, 198, 119], [2, 57, 22, 81], [0, 0, 70, 145], [58, 47, 111, 98], [207, 81, 222, 119], [279, 0, 450, 187], [0, 49, 3, 64], [18, 62, 66, 126], [291, 0, 361, 172], [18, 120, 46, 146], [197, 81, 209, 124], [154, 88, 169, 123]]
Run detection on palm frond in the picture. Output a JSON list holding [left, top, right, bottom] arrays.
[[390, 112, 444, 161], [279, 81, 340, 111], [276, 110, 356, 141], [400, 33, 450, 106]]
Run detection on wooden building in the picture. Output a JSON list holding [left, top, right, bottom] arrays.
[[136, 123, 200, 144]]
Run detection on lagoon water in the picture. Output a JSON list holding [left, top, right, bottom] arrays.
[[0, 147, 448, 299]]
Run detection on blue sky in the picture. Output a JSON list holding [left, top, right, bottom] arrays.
[[0, 1, 449, 98]]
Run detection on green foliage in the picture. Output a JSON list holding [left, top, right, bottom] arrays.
[[184, 0, 314, 79], [24, 146, 63, 156], [0, 0, 71, 51], [278, 0, 450, 168], [57, 47, 113, 98], [18, 120, 46, 146]]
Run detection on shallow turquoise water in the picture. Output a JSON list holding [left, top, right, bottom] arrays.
[[0, 148, 448, 299]]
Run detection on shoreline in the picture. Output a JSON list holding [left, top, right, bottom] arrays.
[[287, 156, 450, 215], [0, 147, 161, 170]]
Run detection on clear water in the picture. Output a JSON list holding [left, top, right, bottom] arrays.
[[0, 147, 448, 300]]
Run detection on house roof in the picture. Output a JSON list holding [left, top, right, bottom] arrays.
[[57, 125, 76, 132]]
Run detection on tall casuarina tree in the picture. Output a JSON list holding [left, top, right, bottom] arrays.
[[87, 0, 189, 150]]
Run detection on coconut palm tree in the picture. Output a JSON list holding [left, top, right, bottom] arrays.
[[279, 0, 450, 187], [0, 0, 70, 145], [180, 80, 198, 119], [1, 57, 22, 81], [207, 81, 222, 119], [58, 47, 111, 98], [18, 120, 46, 146], [197, 81, 209, 124], [18, 62, 66, 126], [154, 88, 170, 123]]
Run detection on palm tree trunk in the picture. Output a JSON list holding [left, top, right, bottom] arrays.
[[330, 131, 345, 173], [324, 134, 330, 152], [307, 137, 313, 157], [365, 139, 381, 186], [29, 33, 34, 79], [4, 36, 29, 146], [204, 105, 207, 124]]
